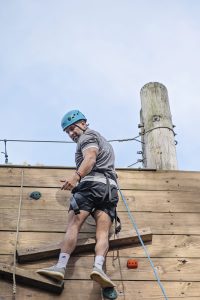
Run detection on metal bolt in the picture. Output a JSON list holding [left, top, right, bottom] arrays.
[[152, 115, 161, 122], [137, 151, 143, 155]]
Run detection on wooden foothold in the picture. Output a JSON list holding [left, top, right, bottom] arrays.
[[17, 227, 152, 263], [0, 263, 64, 294]]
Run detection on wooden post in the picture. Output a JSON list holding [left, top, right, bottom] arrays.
[[140, 82, 178, 170]]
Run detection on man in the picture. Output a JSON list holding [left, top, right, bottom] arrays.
[[37, 109, 119, 288]]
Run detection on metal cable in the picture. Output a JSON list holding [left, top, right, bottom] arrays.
[[0, 135, 143, 144], [144, 126, 176, 136], [127, 159, 144, 168]]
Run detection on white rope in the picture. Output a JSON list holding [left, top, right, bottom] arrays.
[[112, 231, 125, 300], [13, 169, 24, 295]]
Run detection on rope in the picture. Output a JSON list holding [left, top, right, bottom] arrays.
[[117, 185, 169, 300], [13, 169, 24, 295], [112, 230, 125, 300]]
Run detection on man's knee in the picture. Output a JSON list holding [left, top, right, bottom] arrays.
[[68, 210, 90, 227]]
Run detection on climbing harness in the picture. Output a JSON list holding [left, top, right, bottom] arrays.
[[70, 195, 81, 215], [70, 172, 121, 234], [117, 184, 169, 300], [13, 169, 24, 296]]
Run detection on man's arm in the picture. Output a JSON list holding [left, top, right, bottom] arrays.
[[61, 147, 98, 190]]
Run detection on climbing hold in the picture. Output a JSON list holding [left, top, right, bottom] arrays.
[[30, 191, 41, 200], [102, 287, 118, 299], [127, 258, 138, 269]]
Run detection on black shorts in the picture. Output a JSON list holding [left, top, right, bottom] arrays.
[[69, 181, 119, 222]]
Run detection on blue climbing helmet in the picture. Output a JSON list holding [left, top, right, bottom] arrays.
[[61, 110, 87, 131]]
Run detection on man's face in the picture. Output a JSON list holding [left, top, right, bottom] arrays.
[[65, 121, 86, 143]]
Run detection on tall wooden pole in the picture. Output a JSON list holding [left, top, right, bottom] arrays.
[[140, 82, 178, 170]]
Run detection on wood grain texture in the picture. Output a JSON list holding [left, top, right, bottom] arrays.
[[0, 280, 199, 299], [0, 263, 64, 294], [1, 232, 200, 258], [1, 187, 200, 213], [1, 166, 200, 191], [17, 228, 152, 263], [1, 209, 200, 234], [140, 82, 178, 169], [1, 166, 200, 299], [1, 255, 200, 282]]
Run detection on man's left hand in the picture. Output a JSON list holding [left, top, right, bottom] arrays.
[[60, 174, 79, 190]]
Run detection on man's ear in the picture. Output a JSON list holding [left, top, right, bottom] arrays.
[[81, 120, 87, 127]]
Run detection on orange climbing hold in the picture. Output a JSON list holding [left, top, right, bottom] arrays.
[[127, 259, 138, 269]]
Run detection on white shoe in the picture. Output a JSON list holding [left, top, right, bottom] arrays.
[[36, 265, 65, 281], [90, 266, 116, 288]]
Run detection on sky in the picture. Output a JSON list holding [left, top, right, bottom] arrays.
[[0, 0, 200, 170]]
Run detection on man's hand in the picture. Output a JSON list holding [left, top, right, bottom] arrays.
[[60, 173, 80, 190], [61, 147, 98, 190]]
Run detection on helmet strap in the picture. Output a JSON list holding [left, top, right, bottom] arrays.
[[74, 124, 87, 132]]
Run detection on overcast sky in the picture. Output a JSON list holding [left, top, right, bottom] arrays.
[[0, 0, 200, 170]]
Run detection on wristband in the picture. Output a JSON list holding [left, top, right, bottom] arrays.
[[75, 170, 82, 181]]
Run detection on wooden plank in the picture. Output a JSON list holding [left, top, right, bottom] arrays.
[[118, 189, 200, 213], [26, 257, 200, 281], [1, 166, 200, 191], [67, 257, 200, 281], [0, 186, 71, 210], [1, 209, 200, 234], [1, 186, 200, 213], [0, 255, 200, 282], [0, 263, 64, 294], [17, 228, 152, 263], [22, 168, 200, 191], [117, 169, 200, 191], [113, 234, 200, 258], [0, 167, 22, 186], [0, 280, 200, 299], [2, 232, 200, 258], [0, 232, 95, 255], [2, 255, 200, 282]]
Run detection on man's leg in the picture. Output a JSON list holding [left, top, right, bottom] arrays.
[[61, 209, 90, 253], [90, 210, 116, 288], [95, 210, 112, 258], [37, 210, 90, 280]]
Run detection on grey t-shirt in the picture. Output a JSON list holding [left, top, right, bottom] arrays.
[[75, 128, 117, 179]]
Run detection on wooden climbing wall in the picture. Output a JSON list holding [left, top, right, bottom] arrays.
[[1, 165, 200, 299]]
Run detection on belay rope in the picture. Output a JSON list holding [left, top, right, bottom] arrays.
[[13, 169, 24, 296], [117, 184, 169, 300]]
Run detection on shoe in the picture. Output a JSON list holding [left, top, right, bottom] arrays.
[[36, 265, 66, 281], [90, 266, 116, 288]]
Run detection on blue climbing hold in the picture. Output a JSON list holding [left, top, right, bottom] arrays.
[[102, 287, 118, 299], [30, 191, 41, 200]]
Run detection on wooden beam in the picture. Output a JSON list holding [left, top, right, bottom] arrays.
[[0, 263, 64, 294], [17, 228, 152, 263]]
